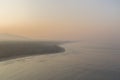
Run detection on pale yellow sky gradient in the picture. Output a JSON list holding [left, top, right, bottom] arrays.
[[0, 0, 120, 41]]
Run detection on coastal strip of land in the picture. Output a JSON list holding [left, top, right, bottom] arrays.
[[0, 41, 65, 61]]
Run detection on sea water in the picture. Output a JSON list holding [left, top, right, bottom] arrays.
[[0, 42, 120, 80]]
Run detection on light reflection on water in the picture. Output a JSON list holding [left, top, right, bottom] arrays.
[[0, 42, 120, 80]]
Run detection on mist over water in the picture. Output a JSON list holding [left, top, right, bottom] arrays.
[[0, 0, 120, 80], [0, 42, 120, 80]]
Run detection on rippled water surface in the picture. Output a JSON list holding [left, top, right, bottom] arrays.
[[0, 42, 120, 80]]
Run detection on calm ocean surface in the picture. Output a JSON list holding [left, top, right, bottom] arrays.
[[0, 42, 120, 80]]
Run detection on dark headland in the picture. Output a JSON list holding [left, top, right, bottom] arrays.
[[0, 41, 65, 61]]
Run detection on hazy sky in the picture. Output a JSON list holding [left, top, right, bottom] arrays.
[[0, 0, 120, 41]]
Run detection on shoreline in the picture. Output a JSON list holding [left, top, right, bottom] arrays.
[[0, 41, 65, 62]]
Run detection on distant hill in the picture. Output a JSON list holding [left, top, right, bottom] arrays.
[[0, 34, 29, 41]]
